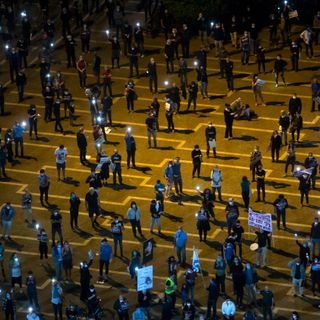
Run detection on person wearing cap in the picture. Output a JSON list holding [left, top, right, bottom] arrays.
[[124, 129, 136, 169], [221, 298, 236, 320], [191, 145, 202, 178]]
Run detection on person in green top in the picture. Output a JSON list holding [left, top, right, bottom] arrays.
[[260, 286, 274, 320], [240, 176, 251, 210], [164, 275, 177, 310]]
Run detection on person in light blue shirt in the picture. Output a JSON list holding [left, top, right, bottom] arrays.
[[12, 121, 24, 157], [175, 226, 188, 265]]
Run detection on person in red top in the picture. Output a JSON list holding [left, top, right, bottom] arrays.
[[76, 55, 87, 88], [102, 66, 112, 97]]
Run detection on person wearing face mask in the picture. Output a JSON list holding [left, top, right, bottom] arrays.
[[2, 290, 16, 320], [0, 202, 15, 240], [52, 242, 63, 280], [51, 210, 63, 246], [278, 110, 290, 146], [69, 192, 80, 230], [9, 253, 22, 290], [191, 145, 202, 178], [182, 299, 195, 320], [255, 228, 268, 268], [259, 285, 274, 320], [273, 55, 287, 88], [62, 241, 73, 281], [150, 199, 162, 234], [290, 111, 303, 143], [111, 216, 124, 257], [288, 93, 302, 117], [172, 157, 183, 198], [205, 122, 217, 158], [147, 57, 158, 93], [269, 130, 282, 162], [111, 149, 123, 186], [304, 152, 318, 189], [225, 198, 239, 235], [128, 45, 139, 78], [37, 228, 48, 260], [240, 176, 251, 210], [210, 165, 222, 202], [164, 161, 174, 198], [250, 146, 262, 182], [273, 194, 288, 230], [127, 201, 142, 237], [196, 206, 210, 242], [233, 220, 244, 258], [200, 188, 215, 219], [26, 271, 39, 310], [243, 262, 258, 307], [288, 257, 306, 297], [113, 295, 129, 320]]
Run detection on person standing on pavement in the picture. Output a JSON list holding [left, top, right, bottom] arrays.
[[224, 104, 235, 140], [205, 122, 217, 158], [0, 142, 8, 178], [164, 161, 174, 198], [290, 41, 301, 72], [54, 145, 67, 181], [12, 121, 24, 158], [1, 203, 15, 240], [284, 141, 296, 177], [92, 51, 101, 84], [255, 165, 266, 203], [99, 238, 112, 281], [102, 95, 113, 126], [22, 187, 33, 224], [304, 152, 318, 189], [224, 57, 234, 92], [243, 262, 258, 307], [102, 66, 112, 97], [76, 55, 87, 88], [113, 295, 130, 320], [164, 39, 175, 74], [53, 98, 64, 133], [273, 194, 288, 230], [85, 187, 99, 227], [51, 210, 63, 247], [124, 129, 136, 169], [196, 206, 210, 242], [279, 110, 290, 146], [108, 36, 121, 69], [250, 146, 262, 182], [231, 256, 244, 308], [80, 24, 90, 53], [69, 192, 80, 230], [111, 149, 123, 186], [290, 112, 303, 143], [43, 86, 54, 122], [26, 271, 39, 310], [269, 130, 281, 162], [51, 280, 63, 320], [233, 220, 244, 259], [2, 290, 16, 320], [298, 173, 310, 206], [165, 97, 176, 132], [240, 176, 251, 210], [184, 268, 197, 304], [27, 104, 39, 140], [311, 217, 320, 258], [273, 55, 287, 87], [225, 198, 239, 235], [172, 157, 183, 197], [300, 26, 314, 58], [127, 201, 142, 237], [288, 258, 306, 297], [255, 228, 268, 268], [256, 45, 266, 73], [65, 34, 76, 68], [252, 74, 266, 106], [38, 169, 50, 206], [0, 241, 6, 281], [259, 286, 274, 320], [214, 254, 226, 296], [175, 226, 188, 266], [206, 277, 219, 320], [288, 93, 302, 117], [145, 112, 157, 148], [125, 80, 135, 112], [8, 47, 19, 83], [148, 57, 158, 93], [150, 199, 162, 234], [191, 145, 202, 178], [210, 165, 222, 202], [187, 81, 198, 112], [311, 77, 320, 112], [111, 216, 124, 257], [76, 128, 87, 165], [128, 45, 139, 78]]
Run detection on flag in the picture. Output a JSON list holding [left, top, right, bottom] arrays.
[[192, 246, 200, 273], [293, 167, 313, 178]]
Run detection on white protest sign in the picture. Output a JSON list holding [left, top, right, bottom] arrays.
[[137, 265, 153, 291], [248, 208, 273, 232]]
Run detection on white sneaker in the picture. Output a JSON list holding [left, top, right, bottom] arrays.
[[275, 84, 278, 88]]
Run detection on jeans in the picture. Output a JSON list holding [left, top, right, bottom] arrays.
[[276, 210, 286, 229], [292, 278, 304, 295], [166, 113, 174, 131], [113, 234, 123, 256], [150, 217, 160, 232], [187, 96, 197, 110], [2, 220, 13, 237], [312, 238, 320, 257], [14, 137, 24, 157], [147, 129, 157, 147], [176, 245, 186, 264], [99, 259, 110, 276], [215, 274, 225, 293], [54, 261, 62, 280], [130, 219, 142, 236], [257, 181, 266, 201], [186, 284, 195, 303], [206, 298, 217, 319], [242, 191, 250, 209], [256, 246, 267, 267], [52, 226, 63, 245], [126, 150, 135, 168], [226, 75, 234, 91], [173, 176, 183, 195], [23, 207, 33, 222], [192, 162, 201, 177]]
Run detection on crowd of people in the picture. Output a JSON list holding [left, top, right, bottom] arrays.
[[0, 0, 319, 320]]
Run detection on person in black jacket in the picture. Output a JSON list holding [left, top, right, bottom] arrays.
[[290, 112, 303, 143], [8, 47, 19, 83], [256, 45, 266, 73], [80, 258, 93, 302], [206, 278, 219, 320], [205, 122, 217, 158], [224, 57, 234, 92], [187, 81, 198, 111], [128, 45, 139, 78], [102, 95, 113, 126], [273, 55, 287, 87], [164, 39, 174, 74], [273, 194, 289, 230], [224, 104, 235, 139], [65, 34, 76, 68], [288, 93, 302, 117], [298, 174, 310, 205], [304, 152, 318, 189], [148, 57, 158, 93], [16, 71, 27, 102], [69, 192, 80, 229], [296, 238, 310, 267], [191, 145, 202, 178], [53, 98, 64, 133], [270, 130, 282, 162], [77, 127, 87, 165], [181, 24, 190, 58], [278, 110, 290, 145], [109, 36, 121, 69]]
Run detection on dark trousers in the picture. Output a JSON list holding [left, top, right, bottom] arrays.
[[28, 292, 39, 308], [311, 97, 320, 112], [187, 97, 197, 110], [39, 186, 49, 204], [241, 50, 249, 64], [104, 110, 112, 125], [19, 53, 27, 69], [130, 219, 142, 236], [17, 85, 24, 102], [271, 147, 280, 161], [9, 65, 18, 82], [276, 210, 286, 229], [70, 211, 79, 228], [78, 71, 87, 87], [300, 190, 309, 204], [149, 77, 158, 93], [127, 150, 136, 168], [224, 122, 233, 138], [166, 113, 174, 131], [79, 147, 86, 163], [257, 181, 265, 201], [181, 42, 189, 58], [291, 55, 299, 71], [67, 52, 76, 68], [206, 298, 217, 319], [39, 242, 48, 259], [258, 60, 265, 73], [192, 162, 201, 178], [215, 274, 225, 293], [242, 191, 250, 209], [199, 228, 207, 241], [305, 43, 314, 58], [226, 75, 234, 91], [52, 303, 63, 320], [81, 39, 90, 53], [291, 128, 301, 142], [173, 176, 183, 194], [285, 156, 295, 174], [45, 101, 53, 121], [129, 60, 139, 77], [55, 118, 63, 132], [113, 167, 122, 184], [112, 57, 120, 68], [212, 187, 222, 201], [126, 97, 134, 111], [166, 58, 174, 73], [29, 119, 38, 137], [103, 82, 112, 97], [5, 309, 15, 320], [262, 306, 273, 320], [14, 138, 24, 157], [235, 241, 243, 258], [99, 259, 110, 276], [275, 71, 285, 85], [52, 226, 63, 245]]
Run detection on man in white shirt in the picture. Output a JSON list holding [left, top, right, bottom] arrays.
[[221, 298, 236, 319], [54, 145, 68, 181]]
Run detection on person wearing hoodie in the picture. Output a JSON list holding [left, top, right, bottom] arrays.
[[231, 256, 244, 307]]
